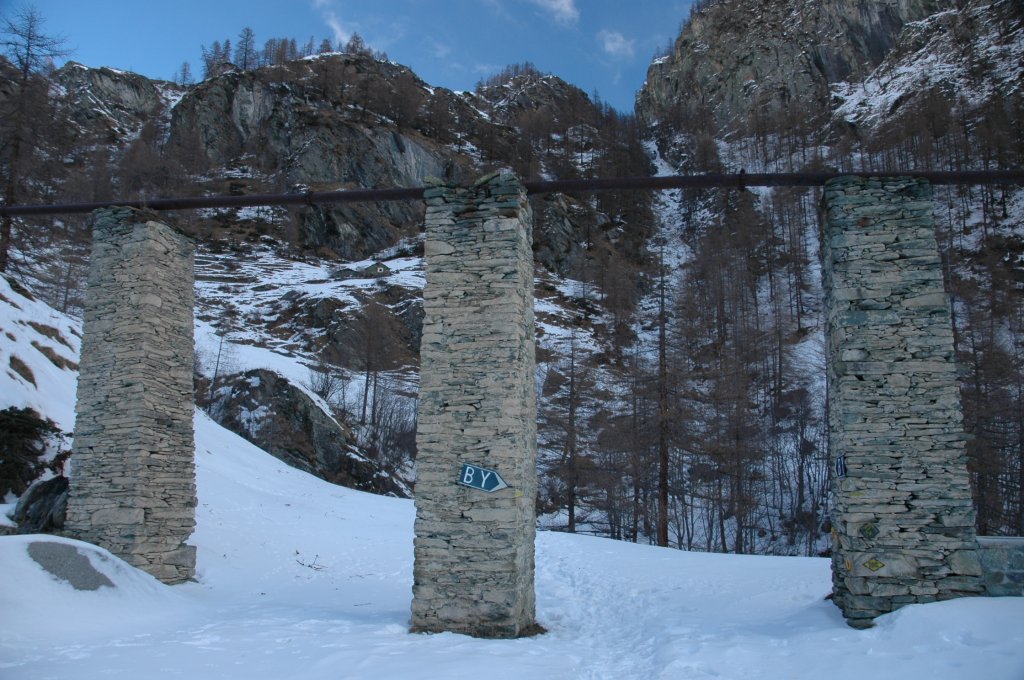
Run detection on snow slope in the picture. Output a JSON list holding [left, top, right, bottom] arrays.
[[2, 413, 1023, 679], [2, 277, 1023, 680], [0, 277, 81, 435]]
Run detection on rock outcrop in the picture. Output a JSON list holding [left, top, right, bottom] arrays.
[[636, 0, 953, 134], [164, 55, 508, 259], [831, 0, 1024, 136], [211, 368, 409, 497], [55, 61, 177, 143], [11, 475, 68, 534]]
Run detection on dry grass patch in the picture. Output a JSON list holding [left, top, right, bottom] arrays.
[[31, 341, 78, 371], [26, 322, 72, 349], [8, 355, 36, 386]]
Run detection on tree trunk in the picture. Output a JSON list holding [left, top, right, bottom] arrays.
[[0, 137, 22, 273], [657, 254, 670, 547]]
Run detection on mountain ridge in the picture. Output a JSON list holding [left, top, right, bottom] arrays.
[[3, 0, 1023, 549]]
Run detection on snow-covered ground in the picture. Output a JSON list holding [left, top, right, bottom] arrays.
[[2, 262, 1024, 680], [2, 410, 1023, 679]]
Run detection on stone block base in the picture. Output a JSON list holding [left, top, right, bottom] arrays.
[[821, 177, 982, 625], [66, 208, 197, 584], [411, 174, 538, 637]]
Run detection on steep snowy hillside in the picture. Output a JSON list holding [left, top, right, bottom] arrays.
[[191, 236, 425, 493], [832, 0, 1023, 135], [1, 285, 1021, 678], [188, 227, 634, 508], [0, 277, 80, 434], [4, 0, 1021, 559], [632, 0, 1024, 551]]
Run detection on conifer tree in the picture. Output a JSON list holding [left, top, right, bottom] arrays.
[[0, 5, 69, 272]]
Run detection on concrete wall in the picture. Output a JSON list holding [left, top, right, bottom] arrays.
[[821, 176, 983, 627], [411, 173, 539, 638], [65, 208, 197, 584]]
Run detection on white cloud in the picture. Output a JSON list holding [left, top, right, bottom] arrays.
[[324, 11, 351, 45], [430, 40, 453, 60], [527, 0, 580, 25], [597, 29, 634, 59], [310, 1, 350, 46]]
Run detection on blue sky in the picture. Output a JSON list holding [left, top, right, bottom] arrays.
[[17, 0, 694, 112]]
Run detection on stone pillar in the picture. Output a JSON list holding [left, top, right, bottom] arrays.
[[821, 176, 982, 627], [411, 173, 538, 638], [66, 208, 197, 584]]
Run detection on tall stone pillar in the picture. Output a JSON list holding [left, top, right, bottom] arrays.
[[66, 208, 197, 584], [411, 173, 538, 638], [821, 176, 982, 627]]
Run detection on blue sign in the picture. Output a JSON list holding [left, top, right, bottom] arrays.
[[458, 463, 509, 492], [836, 455, 847, 478]]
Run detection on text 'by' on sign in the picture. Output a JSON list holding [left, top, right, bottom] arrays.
[[458, 463, 509, 492]]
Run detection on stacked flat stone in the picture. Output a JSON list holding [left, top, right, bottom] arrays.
[[821, 176, 982, 627], [411, 172, 538, 638], [978, 537, 1024, 596], [66, 208, 197, 584]]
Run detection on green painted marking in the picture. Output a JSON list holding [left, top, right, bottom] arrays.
[[859, 523, 879, 540]]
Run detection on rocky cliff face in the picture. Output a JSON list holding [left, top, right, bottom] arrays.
[[55, 62, 178, 143], [160, 55, 624, 268], [832, 0, 1024, 136], [15, 52, 645, 273], [169, 58, 454, 183], [165, 55, 475, 259], [636, 0, 953, 134]]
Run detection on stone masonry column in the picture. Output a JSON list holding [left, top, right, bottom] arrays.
[[411, 173, 538, 637], [821, 176, 982, 627], [66, 207, 197, 584]]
